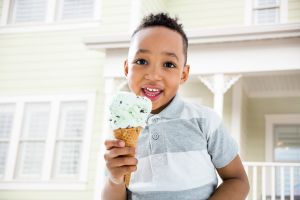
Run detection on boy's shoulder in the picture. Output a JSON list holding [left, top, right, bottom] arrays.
[[161, 95, 222, 128], [182, 99, 219, 119]]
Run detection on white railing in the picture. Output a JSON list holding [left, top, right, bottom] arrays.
[[243, 162, 300, 200]]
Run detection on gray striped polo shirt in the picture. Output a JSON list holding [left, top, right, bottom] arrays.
[[126, 94, 238, 200]]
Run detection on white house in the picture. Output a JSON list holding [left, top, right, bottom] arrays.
[[0, 0, 300, 199]]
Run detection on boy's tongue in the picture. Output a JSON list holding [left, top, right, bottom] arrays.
[[142, 87, 162, 101]]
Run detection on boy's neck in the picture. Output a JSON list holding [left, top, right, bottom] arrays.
[[150, 96, 176, 114]]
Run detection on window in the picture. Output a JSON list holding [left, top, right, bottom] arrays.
[[15, 103, 50, 179], [53, 102, 86, 179], [0, 94, 95, 190], [246, 0, 287, 25], [9, 0, 47, 23], [274, 124, 300, 196], [253, 0, 280, 24], [1, 0, 99, 25], [0, 104, 15, 178], [274, 125, 300, 162], [57, 0, 94, 20], [266, 115, 300, 197]]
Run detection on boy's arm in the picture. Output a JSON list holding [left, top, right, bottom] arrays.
[[209, 155, 250, 200], [102, 178, 127, 200]]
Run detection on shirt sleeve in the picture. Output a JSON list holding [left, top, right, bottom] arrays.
[[205, 110, 239, 169]]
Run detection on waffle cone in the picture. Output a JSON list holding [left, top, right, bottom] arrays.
[[113, 126, 143, 187]]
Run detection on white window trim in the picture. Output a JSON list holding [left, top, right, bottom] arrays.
[[0, 0, 102, 33], [244, 0, 288, 25], [0, 92, 96, 190], [280, 0, 288, 23], [265, 114, 300, 162]]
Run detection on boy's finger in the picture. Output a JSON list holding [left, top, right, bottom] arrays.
[[104, 139, 125, 150], [108, 157, 138, 169], [106, 147, 135, 159]]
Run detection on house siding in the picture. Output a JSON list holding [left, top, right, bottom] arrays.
[[246, 97, 300, 162], [166, 0, 244, 29], [289, 0, 300, 22], [100, 0, 131, 34], [0, 29, 105, 199], [178, 81, 213, 108], [0, 0, 131, 199]]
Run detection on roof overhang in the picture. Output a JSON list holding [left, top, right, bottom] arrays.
[[83, 23, 300, 77], [84, 23, 300, 48]]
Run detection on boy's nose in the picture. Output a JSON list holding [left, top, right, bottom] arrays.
[[144, 65, 163, 81]]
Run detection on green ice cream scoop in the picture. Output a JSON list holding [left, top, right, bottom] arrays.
[[109, 92, 152, 129]]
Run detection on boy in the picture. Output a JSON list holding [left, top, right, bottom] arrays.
[[102, 13, 249, 200]]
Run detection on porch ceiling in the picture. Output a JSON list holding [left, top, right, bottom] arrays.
[[242, 71, 300, 98], [188, 70, 300, 98]]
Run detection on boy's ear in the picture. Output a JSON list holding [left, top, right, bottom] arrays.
[[180, 64, 190, 84], [124, 59, 129, 77]]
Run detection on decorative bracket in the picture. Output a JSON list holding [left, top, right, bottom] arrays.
[[198, 74, 242, 117], [198, 74, 242, 94]]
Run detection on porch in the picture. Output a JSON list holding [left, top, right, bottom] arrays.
[[244, 162, 300, 200]]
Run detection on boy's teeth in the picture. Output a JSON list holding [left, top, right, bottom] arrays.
[[146, 87, 159, 92]]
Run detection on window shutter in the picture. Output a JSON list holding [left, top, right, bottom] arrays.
[[56, 141, 81, 176], [11, 0, 47, 23], [15, 103, 50, 179], [59, 0, 94, 20], [0, 104, 15, 139], [255, 0, 278, 7], [53, 102, 86, 179], [0, 143, 9, 177], [253, 0, 280, 25], [17, 142, 45, 178], [0, 104, 15, 177], [254, 8, 279, 24]]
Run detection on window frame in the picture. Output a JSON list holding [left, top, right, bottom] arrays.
[[265, 114, 300, 162], [0, 0, 102, 32], [0, 93, 96, 190], [265, 114, 300, 196], [244, 0, 288, 25]]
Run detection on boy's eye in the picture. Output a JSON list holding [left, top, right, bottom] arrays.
[[135, 59, 148, 65], [164, 62, 176, 68]]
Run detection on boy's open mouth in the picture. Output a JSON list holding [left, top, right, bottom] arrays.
[[141, 86, 163, 101]]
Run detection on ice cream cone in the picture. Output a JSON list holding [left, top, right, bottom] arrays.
[[109, 92, 151, 187], [113, 126, 143, 187]]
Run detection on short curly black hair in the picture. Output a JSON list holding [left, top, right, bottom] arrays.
[[132, 13, 188, 65]]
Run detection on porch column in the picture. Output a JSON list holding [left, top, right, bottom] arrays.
[[198, 73, 243, 154], [198, 73, 241, 117], [213, 74, 225, 117], [231, 80, 243, 155]]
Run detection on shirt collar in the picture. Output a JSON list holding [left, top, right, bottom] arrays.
[[150, 94, 184, 119]]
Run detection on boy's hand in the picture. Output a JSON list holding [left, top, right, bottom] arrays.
[[104, 139, 138, 185]]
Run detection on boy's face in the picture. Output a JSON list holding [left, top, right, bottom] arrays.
[[124, 26, 190, 113]]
